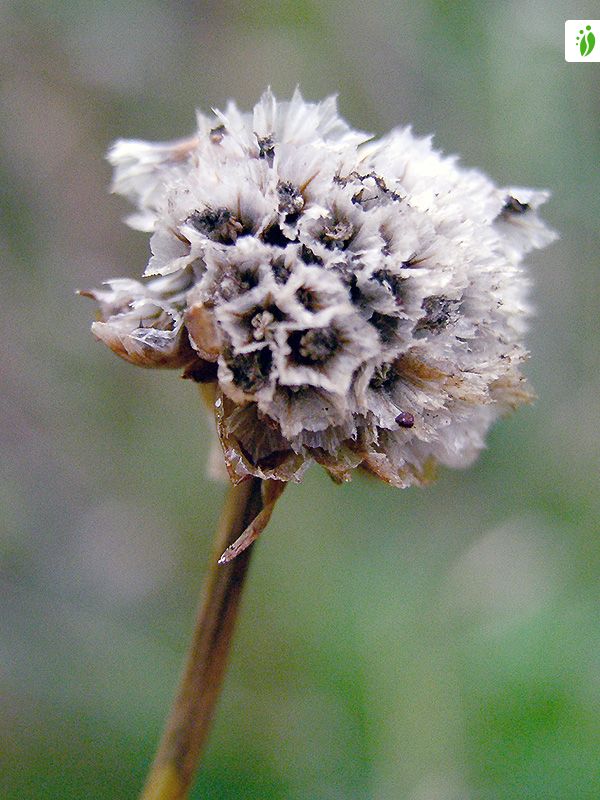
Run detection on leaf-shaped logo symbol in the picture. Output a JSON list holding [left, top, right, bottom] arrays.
[[576, 25, 596, 56], [582, 30, 595, 55]]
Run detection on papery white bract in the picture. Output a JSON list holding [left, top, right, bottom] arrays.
[[86, 89, 557, 487]]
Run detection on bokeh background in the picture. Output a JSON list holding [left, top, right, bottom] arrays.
[[1, 2, 599, 798]]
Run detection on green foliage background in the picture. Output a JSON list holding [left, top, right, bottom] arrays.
[[1, 2, 598, 798]]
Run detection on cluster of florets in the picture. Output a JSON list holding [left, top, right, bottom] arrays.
[[84, 90, 556, 487]]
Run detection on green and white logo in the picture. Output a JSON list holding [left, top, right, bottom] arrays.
[[565, 20, 600, 61], [576, 24, 595, 56]]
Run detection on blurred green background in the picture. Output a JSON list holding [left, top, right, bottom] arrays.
[[1, 1, 599, 798]]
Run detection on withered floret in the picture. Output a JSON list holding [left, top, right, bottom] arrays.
[[86, 89, 557, 488]]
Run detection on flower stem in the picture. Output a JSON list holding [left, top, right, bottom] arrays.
[[139, 476, 264, 800]]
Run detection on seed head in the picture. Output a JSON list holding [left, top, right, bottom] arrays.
[[83, 89, 557, 487]]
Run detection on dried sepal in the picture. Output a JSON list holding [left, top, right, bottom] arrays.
[[214, 391, 307, 483], [90, 317, 196, 368], [359, 443, 438, 488], [81, 272, 197, 369], [311, 445, 362, 484], [218, 479, 286, 563]]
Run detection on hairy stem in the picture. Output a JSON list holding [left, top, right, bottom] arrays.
[[139, 476, 264, 800]]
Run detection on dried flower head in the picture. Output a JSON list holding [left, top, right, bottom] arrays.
[[84, 89, 556, 493]]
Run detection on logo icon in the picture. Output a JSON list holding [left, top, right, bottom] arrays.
[[565, 20, 600, 61], [576, 24, 595, 56]]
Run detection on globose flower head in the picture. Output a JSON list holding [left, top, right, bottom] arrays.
[[84, 89, 556, 488]]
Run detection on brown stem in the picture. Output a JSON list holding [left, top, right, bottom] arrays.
[[139, 476, 264, 800]]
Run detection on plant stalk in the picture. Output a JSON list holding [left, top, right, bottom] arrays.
[[139, 476, 264, 800]]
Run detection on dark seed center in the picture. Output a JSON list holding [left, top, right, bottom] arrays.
[[371, 269, 406, 305], [277, 181, 305, 217], [187, 207, 242, 244], [227, 348, 272, 393], [271, 257, 291, 284], [300, 245, 323, 265], [320, 219, 355, 250], [261, 223, 292, 248], [289, 328, 339, 365], [370, 311, 398, 343], [246, 303, 285, 340], [369, 362, 397, 390], [414, 295, 454, 336], [256, 134, 275, 165], [296, 286, 321, 311]]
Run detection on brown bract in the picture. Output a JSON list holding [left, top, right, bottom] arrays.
[[185, 299, 221, 361]]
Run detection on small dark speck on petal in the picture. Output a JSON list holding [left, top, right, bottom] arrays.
[[256, 134, 275, 165], [209, 125, 226, 144], [503, 195, 530, 214]]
